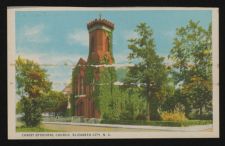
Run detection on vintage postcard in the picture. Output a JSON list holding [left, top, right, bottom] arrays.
[[7, 7, 219, 139]]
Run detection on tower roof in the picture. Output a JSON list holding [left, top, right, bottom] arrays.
[[87, 18, 114, 30], [77, 58, 87, 65]]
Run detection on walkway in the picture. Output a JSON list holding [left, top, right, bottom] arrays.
[[42, 122, 213, 132]]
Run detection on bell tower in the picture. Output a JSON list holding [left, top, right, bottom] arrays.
[[87, 17, 115, 64]]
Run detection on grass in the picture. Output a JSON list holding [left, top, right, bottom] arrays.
[[16, 126, 60, 132], [16, 120, 61, 132]]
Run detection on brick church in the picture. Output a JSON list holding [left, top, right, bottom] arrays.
[[71, 17, 115, 118]]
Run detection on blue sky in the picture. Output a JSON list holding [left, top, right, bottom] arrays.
[[16, 10, 212, 91]]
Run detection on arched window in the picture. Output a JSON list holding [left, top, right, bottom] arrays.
[[81, 77, 84, 95], [92, 101, 95, 117], [77, 78, 79, 95], [79, 101, 84, 116]]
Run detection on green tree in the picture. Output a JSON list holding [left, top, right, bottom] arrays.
[[169, 20, 212, 119], [41, 91, 68, 116], [119, 87, 147, 121], [16, 56, 52, 127], [126, 23, 169, 120], [20, 97, 42, 127], [16, 100, 23, 114]]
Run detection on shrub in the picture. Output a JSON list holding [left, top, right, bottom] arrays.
[[160, 104, 187, 122], [160, 111, 187, 122], [21, 97, 42, 127]]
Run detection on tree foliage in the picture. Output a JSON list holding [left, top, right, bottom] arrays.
[[20, 97, 42, 127], [169, 20, 212, 119], [16, 56, 52, 127], [41, 91, 68, 116], [126, 23, 170, 120], [16, 57, 52, 98], [119, 87, 147, 120], [16, 57, 68, 126], [16, 100, 23, 114]]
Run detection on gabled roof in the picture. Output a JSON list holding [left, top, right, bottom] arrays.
[[77, 58, 86, 65], [73, 58, 87, 69], [72, 58, 87, 76]]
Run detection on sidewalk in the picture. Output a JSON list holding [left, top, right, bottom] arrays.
[[42, 121, 213, 132]]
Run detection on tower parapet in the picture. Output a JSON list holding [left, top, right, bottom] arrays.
[[87, 18, 114, 32]]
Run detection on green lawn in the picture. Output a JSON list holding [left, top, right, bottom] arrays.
[[16, 120, 62, 132], [16, 126, 61, 132]]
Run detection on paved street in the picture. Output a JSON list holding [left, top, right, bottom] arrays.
[[42, 123, 161, 132], [42, 122, 213, 132]]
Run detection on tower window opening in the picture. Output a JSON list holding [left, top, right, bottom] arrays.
[[91, 36, 94, 52], [106, 36, 109, 52], [77, 78, 79, 95], [81, 77, 84, 95]]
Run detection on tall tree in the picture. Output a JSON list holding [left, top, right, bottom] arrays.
[[169, 20, 212, 119], [16, 56, 52, 127], [126, 23, 168, 120]]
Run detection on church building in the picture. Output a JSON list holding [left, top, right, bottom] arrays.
[[71, 17, 115, 118]]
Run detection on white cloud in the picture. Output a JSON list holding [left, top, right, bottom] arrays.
[[16, 50, 86, 67], [68, 29, 89, 47], [122, 30, 138, 41], [114, 53, 129, 64], [20, 24, 49, 43], [24, 24, 43, 37], [16, 51, 43, 63]]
